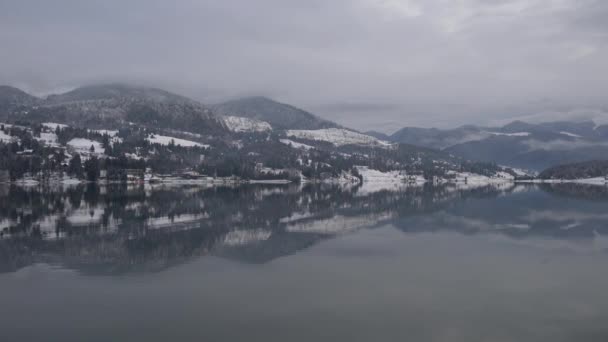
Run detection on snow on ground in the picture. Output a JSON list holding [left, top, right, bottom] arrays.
[[560, 131, 582, 138], [147, 134, 209, 148], [67, 208, 104, 225], [447, 171, 514, 184], [67, 138, 105, 155], [357, 166, 410, 183], [42, 122, 69, 130], [223, 116, 272, 133], [0, 130, 16, 143], [36, 132, 59, 147], [91, 129, 119, 137], [573, 177, 608, 185], [505, 167, 533, 177], [523, 177, 608, 186], [487, 131, 531, 137], [279, 212, 314, 223], [355, 166, 424, 194], [286, 128, 392, 147], [280, 139, 314, 150], [91, 130, 123, 145]]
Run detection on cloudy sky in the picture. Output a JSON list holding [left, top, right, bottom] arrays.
[[1, 0, 607, 132]]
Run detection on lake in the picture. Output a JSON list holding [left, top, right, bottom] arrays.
[[1, 182, 608, 341]]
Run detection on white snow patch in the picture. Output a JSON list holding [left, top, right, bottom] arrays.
[[447, 171, 514, 184], [487, 131, 531, 137], [147, 134, 209, 148], [559, 131, 582, 138], [42, 122, 69, 130], [355, 166, 424, 194], [0, 130, 17, 143], [91, 129, 119, 137], [222, 229, 272, 246], [223, 116, 272, 133], [280, 139, 314, 150], [36, 132, 59, 147], [67, 138, 105, 155], [67, 209, 104, 225], [286, 128, 392, 147]]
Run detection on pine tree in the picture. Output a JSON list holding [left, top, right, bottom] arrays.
[[68, 153, 84, 179], [85, 156, 100, 182]]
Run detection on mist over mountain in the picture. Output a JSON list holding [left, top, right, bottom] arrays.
[[214, 96, 340, 131], [1, 83, 522, 185], [2, 83, 226, 135], [2, 82, 608, 177], [0, 86, 41, 113], [383, 120, 608, 171]]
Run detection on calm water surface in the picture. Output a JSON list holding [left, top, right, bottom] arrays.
[[1, 182, 608, 341]]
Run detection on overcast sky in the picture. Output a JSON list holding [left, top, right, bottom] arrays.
[[1, 0, 607, 132]]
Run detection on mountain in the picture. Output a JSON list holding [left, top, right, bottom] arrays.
[[385, 120, 608, 171], [539, 160, 608, 180], [389, 126, 485, 150], [21, 84, 226, 135], [364, 130, 391, 141], [46, 83, 196, 104], [0, 83, 519, 185], [0, 86, 41, 117], [213, 96, 339, 130]]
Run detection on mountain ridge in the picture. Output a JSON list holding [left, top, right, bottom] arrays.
[[213, 96, 341, 130]]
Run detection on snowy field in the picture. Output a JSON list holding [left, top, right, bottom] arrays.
[[279, 139, 314, 150], [42, 122, 69, 130], [67, 138, 105, 155], [286, 128, 392, 147], [146, 134, 210, 148], [223, 116, 272, 133], [0, 130, 16, 143]]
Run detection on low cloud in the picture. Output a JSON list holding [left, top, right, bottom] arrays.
[[1, 0, 608, 129]]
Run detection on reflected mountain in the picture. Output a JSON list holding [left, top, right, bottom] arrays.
[[0, 182, 606, 274]]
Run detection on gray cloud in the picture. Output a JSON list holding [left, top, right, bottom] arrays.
[[1, 0, 607, 131]]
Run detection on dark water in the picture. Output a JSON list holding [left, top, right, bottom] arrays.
[[1, 182, 608, 341]]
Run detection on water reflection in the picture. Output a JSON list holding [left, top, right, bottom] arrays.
[[1, 182, 607, 274]]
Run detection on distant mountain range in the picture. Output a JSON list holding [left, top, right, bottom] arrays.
[[1, 83, 518, 183], [2, 82, 607, 177], [373, 120, 608, 171]]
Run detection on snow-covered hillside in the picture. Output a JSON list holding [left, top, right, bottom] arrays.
[[146, 134, 209, 148], [67, 138, 105, 155], [0, 130, 15, 143], [223, 116, 272, 133], [279, 139, 314, 150], [286, 128, 392, 147]]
